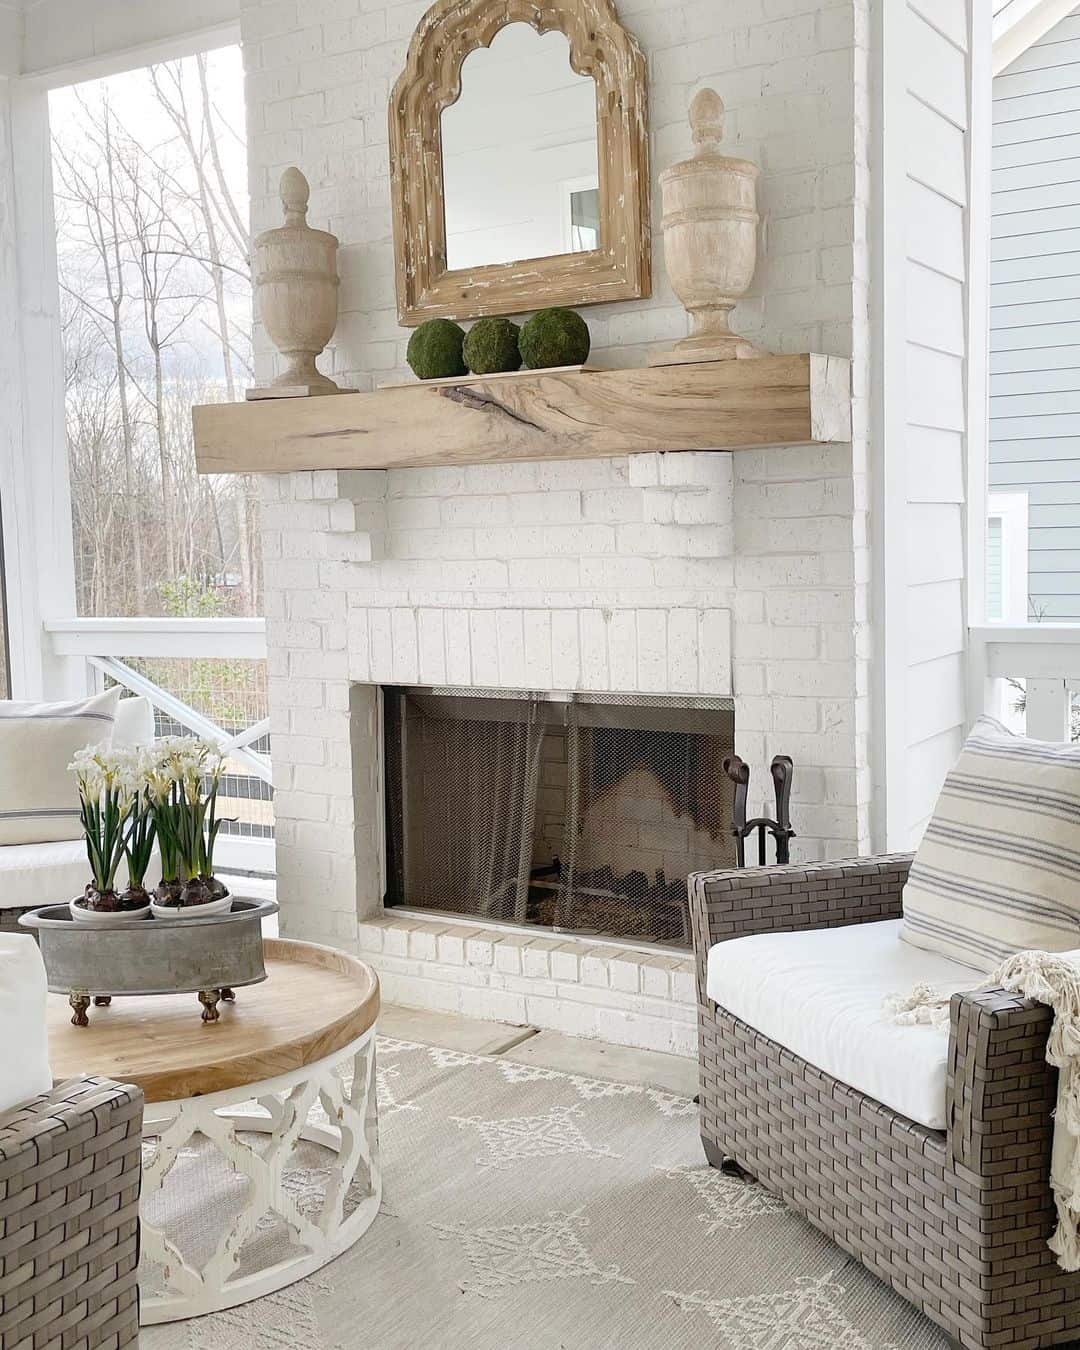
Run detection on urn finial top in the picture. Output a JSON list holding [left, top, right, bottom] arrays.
[[280, 167, 310, 228], [689, 88, 724, 155]]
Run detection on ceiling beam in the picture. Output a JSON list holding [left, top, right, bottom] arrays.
[[993, 0, 1077, 74]]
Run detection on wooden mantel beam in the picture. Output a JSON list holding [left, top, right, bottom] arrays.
[[192, 353, 850, 475]]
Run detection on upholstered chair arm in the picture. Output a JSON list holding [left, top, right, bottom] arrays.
[[0, 1076, 143, 1348], [689, 854, 913, 999]]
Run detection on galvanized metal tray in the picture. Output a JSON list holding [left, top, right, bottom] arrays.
[[20, 897, 280, 1025]]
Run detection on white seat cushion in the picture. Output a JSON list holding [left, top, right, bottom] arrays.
[[0, 838, 92, 909], [706, 918, 980, 1129], [0, 838, 161, 910], [0, 935, 52, 1116]]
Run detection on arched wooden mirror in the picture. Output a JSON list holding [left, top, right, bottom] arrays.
[[389, 0, 650, 325]]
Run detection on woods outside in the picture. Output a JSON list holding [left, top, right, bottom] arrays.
[[51, 46, 259, 625], [50, 50, 270, 783]]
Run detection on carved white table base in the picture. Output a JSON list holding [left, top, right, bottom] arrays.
[[138, 1022, 380, 1324]]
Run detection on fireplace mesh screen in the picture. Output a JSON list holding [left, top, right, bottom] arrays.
[[383, 688, 736, 948]]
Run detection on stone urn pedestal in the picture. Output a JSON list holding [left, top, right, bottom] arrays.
[[650, 90, 766, 366], [247, 168, 354, 399]]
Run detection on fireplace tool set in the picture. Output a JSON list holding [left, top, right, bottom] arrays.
[[724, 754, 795, 866]]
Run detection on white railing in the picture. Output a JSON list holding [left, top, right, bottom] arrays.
[[45, 617, 267, 660], [43, 617, 274, 873], [969, 624, 1080, 741]]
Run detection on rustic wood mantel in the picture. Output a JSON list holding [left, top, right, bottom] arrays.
[[192, 353, 850, 475]]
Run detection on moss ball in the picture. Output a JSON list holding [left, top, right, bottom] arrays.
[[407, 318, 467, 380], [519, 307, 591, 369], [463, 317, 521, 375]]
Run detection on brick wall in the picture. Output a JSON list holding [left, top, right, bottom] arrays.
[[239, 0, 864, 386], [239, 0, 873, 963], [260, 441, 866, 949]]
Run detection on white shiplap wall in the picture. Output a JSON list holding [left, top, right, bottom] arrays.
[[879, 0, 981, 847], [905, 2, 970, 838], [990, 6, 1080, 621]]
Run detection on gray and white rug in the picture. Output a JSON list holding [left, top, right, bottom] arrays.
[[144, 1036, 949, 1350]]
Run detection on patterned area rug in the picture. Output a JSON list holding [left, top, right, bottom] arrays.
[[143, 1036, 950, 1350]]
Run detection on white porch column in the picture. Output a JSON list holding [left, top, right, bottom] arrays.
[[0, 75, 82, 700]]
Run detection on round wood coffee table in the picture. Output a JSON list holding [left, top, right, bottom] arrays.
[[47, 938, 381, 1325]]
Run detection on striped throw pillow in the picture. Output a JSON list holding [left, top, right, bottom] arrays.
[[901, 714, 1080, 972], [0, 688, 120, 845]]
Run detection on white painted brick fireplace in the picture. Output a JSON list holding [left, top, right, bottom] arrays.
[[260, 437, 867, 1054], [243, 0, 873, 1053]]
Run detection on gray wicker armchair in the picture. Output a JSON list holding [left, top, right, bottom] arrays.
[[0, 1076, 143, 1349], [689, 854, 1076, 1350]]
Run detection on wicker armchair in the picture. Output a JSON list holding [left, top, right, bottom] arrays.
[[689, 854, 1077, 1350], [0, 1076, 143, 1349]]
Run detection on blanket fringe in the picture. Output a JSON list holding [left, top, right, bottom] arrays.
[[1049, 1199, 1080, 1273], [881, 982, 958, 1028]]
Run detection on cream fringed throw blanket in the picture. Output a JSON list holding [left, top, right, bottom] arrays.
[[886, 949, 1080, 1271]]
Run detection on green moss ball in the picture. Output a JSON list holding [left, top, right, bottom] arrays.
[[463, 317, 521, 375], [407, 318, 467, 380], [518, 308, 591, 369]]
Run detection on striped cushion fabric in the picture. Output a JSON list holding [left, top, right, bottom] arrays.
[[901, 714, 1080, 972], [0, 688, 119, 845]]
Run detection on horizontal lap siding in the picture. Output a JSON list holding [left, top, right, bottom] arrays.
[[902, 2, 970, 842], [990, 4, 1080, 621]]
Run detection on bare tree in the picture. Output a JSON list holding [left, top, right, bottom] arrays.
[[53, 91, 146, 611], [52, 50, 260, 620], [149, 56, 258, 606]]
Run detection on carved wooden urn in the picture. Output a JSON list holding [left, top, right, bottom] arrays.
[[248, 168, 350, 399], [651, 89, 765, 365]]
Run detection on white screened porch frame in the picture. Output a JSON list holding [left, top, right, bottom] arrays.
[[42, 617, 274, 874], [0, 17, 274, 872], [970, 625, 1080, 742], [0, 15, 241, 705]]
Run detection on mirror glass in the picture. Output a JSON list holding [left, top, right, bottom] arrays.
[[441, 23, 600, 272]]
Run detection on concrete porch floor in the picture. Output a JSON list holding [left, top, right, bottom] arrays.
[[377, 1004, 699, 1098]]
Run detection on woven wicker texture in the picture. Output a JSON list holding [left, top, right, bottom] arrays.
[[0, 910, 35, 937], [0, 1076, 142, 1350], [690, 855, 1080, 1350]]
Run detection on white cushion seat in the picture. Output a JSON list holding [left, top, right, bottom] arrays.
[[0, 838, 90, 909], [706, 918, 980, 1130]]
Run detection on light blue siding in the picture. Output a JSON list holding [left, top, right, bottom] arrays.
[[990, 5, 1080, 621]]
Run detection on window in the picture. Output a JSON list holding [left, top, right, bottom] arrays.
[[49, 46, 256, 622], [49, 47, 272, 855], [986, 491, 1029, 622], [562, 178, 600, 253]]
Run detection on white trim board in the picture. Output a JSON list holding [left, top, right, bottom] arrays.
[[19, 5, 239, 83], [986, 492, 1029, 624], [992, 0, 1079, 73]]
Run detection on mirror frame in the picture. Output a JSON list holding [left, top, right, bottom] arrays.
[[389, 0, 650, 325]]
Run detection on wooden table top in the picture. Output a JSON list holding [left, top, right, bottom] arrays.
[[46, 938, 380, 1104]]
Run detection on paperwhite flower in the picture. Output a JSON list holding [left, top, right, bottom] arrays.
[[69, 746, 105, 798]]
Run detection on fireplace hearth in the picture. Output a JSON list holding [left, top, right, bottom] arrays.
[[383, 688, 736, 948]]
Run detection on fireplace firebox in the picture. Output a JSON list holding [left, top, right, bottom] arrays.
[[383, 688, 736, 948]]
